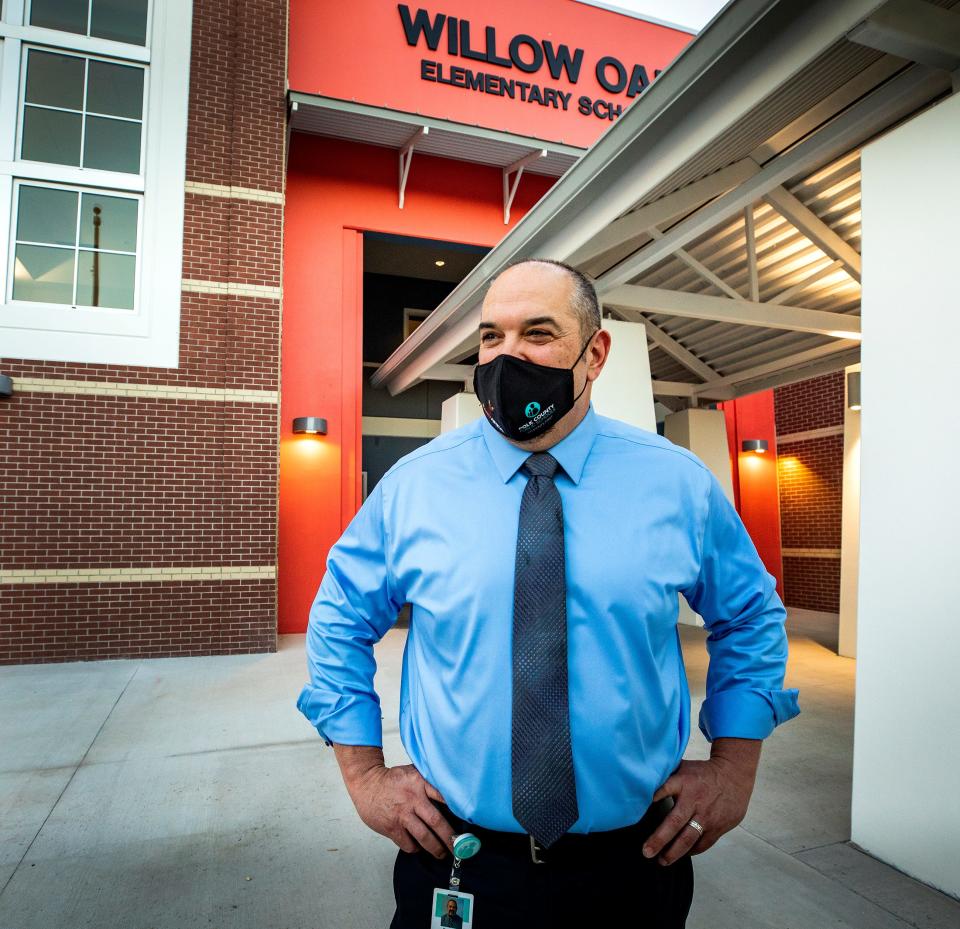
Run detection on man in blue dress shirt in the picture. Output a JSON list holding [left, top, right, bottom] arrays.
[[297, 259, 800, 927]]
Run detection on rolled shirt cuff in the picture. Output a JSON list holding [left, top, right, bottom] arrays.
[[296, 685, 384, 748], [698, 687, 800, 742]]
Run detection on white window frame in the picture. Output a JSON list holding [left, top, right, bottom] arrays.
[[0, 0, 192, 366]]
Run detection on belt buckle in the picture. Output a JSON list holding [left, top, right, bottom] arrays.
[[529, 835, 546, 865]]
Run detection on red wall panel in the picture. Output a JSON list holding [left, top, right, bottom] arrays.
[[719, 392, 784, 598]]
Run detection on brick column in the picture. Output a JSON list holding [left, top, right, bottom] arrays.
[[774, 371, 845, 613]]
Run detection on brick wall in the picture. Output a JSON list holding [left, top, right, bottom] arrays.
[[0, 0, 287, 664], [774, 371, 845, 612]]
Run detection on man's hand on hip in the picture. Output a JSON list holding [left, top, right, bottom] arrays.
[[642, 737, 762, 866], [332, 743, 455, 859]]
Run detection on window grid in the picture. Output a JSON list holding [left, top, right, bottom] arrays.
[[18, 45, 146, 175], [26, 0, 150, 47], [10, 178, 141, 310], [9, 16, 149, 313]]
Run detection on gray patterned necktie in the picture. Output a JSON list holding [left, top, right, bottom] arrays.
[[511, 451, 579, 848]]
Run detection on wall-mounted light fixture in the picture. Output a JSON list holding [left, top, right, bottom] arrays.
[[847, 370, 861, 411], [741, 439, 769, 454], [293, 417, 327, 436], [434, 259, 445, 267]]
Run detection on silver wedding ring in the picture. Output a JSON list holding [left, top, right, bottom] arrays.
[[686, 818, 704, 836]]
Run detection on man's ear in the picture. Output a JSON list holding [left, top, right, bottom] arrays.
[[587, 329, 612, 379]]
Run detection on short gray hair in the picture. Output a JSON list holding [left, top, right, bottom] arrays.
[[496, 257, 601, 344]]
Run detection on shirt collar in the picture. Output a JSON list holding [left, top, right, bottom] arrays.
[[480, 402, 599, 485]]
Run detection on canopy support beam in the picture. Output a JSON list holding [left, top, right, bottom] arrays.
[[399, 126, 429, 209], [604, 284, 862, 337]]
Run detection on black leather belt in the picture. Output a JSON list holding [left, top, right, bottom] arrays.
[[433, 798, 674, 865]]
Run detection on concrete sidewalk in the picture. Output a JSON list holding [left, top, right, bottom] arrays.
[[1, 617, 956, 929]]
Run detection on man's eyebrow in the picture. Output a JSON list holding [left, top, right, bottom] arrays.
[[477, 316, 561, 331]]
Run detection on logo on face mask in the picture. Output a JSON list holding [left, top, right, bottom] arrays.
[[524, 401, 541, 418]]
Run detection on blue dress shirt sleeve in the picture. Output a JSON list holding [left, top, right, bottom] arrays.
[[295, 479, 402, 747], [682, 470, 801, 742]]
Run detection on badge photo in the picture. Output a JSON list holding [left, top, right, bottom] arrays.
[[430, 888, 474, 928]]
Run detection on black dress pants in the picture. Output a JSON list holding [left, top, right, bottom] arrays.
[[389, 800, 694, 929]]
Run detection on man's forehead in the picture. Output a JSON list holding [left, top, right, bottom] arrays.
[[487, 262, 572, 301], [480, 263, 575, 325]]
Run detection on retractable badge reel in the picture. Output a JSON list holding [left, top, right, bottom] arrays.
[[429, 832, 481, 928]]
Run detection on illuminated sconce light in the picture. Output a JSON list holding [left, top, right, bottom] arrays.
[[435, 259, 446, 267], [293, 416, 327, 436], [741, 439, 768, 454], [847, 370, 861, 411]]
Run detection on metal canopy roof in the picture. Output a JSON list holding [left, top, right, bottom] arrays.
[[369, 0, 959, 403], [288, 93, 584, 178]]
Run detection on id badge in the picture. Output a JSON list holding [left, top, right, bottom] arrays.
[[430, 888, 474, 928], [430, 832, 481, 928]]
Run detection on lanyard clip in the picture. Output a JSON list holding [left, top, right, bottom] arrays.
[[448, 831, 481, 889], [448, 857, 462, 891]]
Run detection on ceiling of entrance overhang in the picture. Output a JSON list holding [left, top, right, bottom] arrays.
[[364, 233, 489, 283], [368, 0, 960, 404], [597, 148, 864, 388], [289, 95, 584, 178]]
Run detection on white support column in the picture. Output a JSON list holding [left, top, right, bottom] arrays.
[[663, 410, 735, 503], [440, 391, 482, 433], [854, 90, 960, 898], [591, 317, 656, 431], [838, 362, 861, 658], [663, 408, 735, 628]]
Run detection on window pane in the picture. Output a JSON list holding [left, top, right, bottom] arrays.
[[90, 0, 148, 45], [79, 193, 138, 252], [21, 106, 82, 166], [17, 185, 79, 246], [13, 244, 76, 304], [29, 0, 89, 35], [82, 116, 141, 173], [25, 50, 85, 110], [76, 251, 135, 309], [87, 61, 144, 119]]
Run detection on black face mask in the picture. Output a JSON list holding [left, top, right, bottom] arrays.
[[473, 330, 598, 441]]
